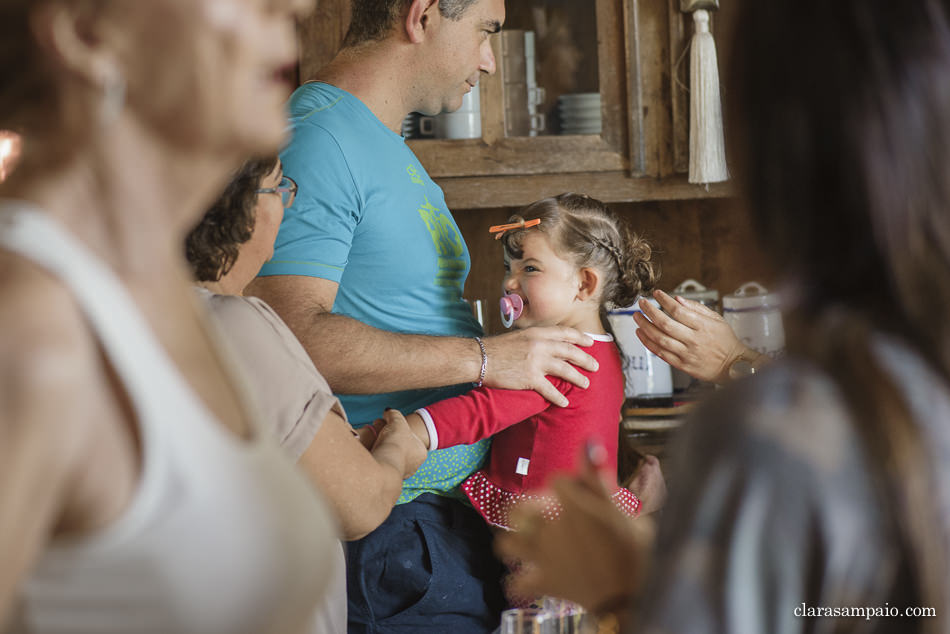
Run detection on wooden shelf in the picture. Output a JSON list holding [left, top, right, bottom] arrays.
[[406, 135, 627, 178], [439, 171, 733, 210]]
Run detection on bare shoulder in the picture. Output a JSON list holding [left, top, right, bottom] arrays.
[[0, 253, 98, 465]]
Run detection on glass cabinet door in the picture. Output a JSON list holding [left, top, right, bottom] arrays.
[[408, 0, 631, 179], [473, 2, 601, 139]]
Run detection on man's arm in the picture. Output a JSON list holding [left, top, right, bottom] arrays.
[[246, 274, 599, 407]]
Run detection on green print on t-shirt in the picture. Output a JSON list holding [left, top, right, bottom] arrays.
[[416, 195, 465, 290], [407, 164, 466, 291]]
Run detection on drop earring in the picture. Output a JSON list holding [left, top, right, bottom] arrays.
[[99, 64, 126, 128]]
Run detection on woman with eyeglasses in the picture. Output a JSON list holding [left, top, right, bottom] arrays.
[[185, 156, 428, 633], [187, 158, 297, 296]]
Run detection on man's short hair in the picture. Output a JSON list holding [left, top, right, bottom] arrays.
[[343, 0, 480, 46]]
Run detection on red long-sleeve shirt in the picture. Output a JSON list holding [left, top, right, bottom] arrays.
[[418, 336, 641, 527]]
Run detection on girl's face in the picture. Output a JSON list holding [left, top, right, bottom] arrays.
[[503, 231, 585, 329]]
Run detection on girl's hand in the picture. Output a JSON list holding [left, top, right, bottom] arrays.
[[633, 289, 754, 384]]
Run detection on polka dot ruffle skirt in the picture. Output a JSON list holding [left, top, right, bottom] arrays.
[[461, 470, 642, 531]]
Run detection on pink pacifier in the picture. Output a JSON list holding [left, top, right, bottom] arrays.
[[499, 293, 524, 328]]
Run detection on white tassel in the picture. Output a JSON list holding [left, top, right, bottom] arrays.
[[688, 9, 728, 184]]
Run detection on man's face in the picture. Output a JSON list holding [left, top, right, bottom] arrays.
[[420, 0, 504, 115]]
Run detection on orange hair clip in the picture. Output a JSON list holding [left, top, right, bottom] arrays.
[[488, 218, 541, 240]]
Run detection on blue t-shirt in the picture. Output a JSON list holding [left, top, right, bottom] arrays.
[[260, 82, 489, 502]]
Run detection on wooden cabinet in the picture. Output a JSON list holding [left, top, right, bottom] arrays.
[[295, 0, 734, 209], [293, 0, 769, 328]]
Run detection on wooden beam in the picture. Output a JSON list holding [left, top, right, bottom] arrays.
[[440, 171, 733, 209], [407, 135, 628, 178]]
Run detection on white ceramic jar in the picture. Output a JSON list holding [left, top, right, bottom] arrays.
[[607, 298, 673, 399], [722, 281, 786, 360], [671, 278, 720, 312]]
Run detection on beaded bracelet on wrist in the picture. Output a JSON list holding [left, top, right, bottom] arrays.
[[473, 336, 487, 388]]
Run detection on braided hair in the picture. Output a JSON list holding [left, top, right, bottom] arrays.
[[500, 193, 658, 313]]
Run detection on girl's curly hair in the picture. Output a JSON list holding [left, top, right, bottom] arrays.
[[501, 192, 658, 311]]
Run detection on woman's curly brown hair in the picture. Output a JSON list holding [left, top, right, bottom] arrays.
[[185, 156, 279, 282]]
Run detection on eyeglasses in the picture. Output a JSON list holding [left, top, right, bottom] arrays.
[[257, 175, 297, 208]]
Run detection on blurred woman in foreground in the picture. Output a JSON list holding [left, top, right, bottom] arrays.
[[0, 0, 346, 632], [497, 1, 950, 631]]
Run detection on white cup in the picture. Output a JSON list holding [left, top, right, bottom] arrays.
[[722, 281, 786, 360], [434, 111, 481, 139], [608, 299, 673, 399], [433, 89, 481, 139], [454, 87, 480, 114]]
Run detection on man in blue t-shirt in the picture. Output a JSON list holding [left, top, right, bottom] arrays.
[[248, 0, 598, 631]]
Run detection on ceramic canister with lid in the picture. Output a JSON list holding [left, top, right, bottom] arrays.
[[670, 279, 719, 391], [722, 281, 786, 360], [607, 298, 673, 400], [671, 278, 720, 312]]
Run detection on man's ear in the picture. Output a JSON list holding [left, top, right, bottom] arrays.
[[576, 267, 602, 302], [405, 0, 440, 44]]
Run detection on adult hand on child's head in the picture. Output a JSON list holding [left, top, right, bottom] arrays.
[[374, 409, 428, 479], [494, 445, 654, 612], [483, 327, 597, 407], [633, 289, 750, 384]]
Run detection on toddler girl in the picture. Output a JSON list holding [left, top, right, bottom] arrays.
[[405, 192, 657, 531]]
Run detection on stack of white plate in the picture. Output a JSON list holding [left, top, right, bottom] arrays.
[[558, 92, 602, 135], [401, 113, 420, 138]]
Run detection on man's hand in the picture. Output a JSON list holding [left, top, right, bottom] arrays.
[[633, 289, 752, 384], [482, 327, 597, 407]]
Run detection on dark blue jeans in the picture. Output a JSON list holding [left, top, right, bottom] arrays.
[[346, 493, 505, 633]]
